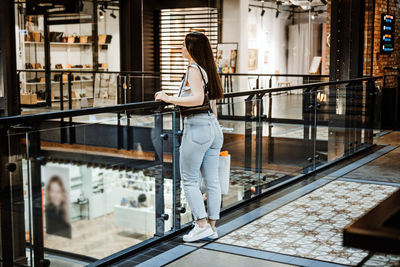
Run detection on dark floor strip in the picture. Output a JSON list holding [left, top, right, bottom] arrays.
[[375, 130, 391, 138], [133, 245, 195, 267], [204, 243, 348, 267], [326, 145, 397, 178], [337, 177, 400, 187], [44, 253, 90, 266]]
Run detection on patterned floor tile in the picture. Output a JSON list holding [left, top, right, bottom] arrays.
[[217, 180, 398, 266], [363, 254, 400, 267]]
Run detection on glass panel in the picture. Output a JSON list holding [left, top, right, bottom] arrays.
[[3, 130, 33, 266], [315, 86, 329, 167], [216, 98, 262, 209], [258, 89, 317, 192], [23, 109, 173, 259]]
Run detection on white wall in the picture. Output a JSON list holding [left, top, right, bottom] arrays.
[[222, 0, 248, 95], [248, 1, 289, 77], [98, 10, 120, 72], [222, 0, 248, 74]]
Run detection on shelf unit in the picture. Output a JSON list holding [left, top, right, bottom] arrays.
[[20, 15, 112, 107]]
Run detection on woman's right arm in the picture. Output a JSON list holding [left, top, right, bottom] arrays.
[[155, 67, 204, 106]]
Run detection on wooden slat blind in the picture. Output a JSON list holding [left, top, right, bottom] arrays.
[[160, 7, 218, 94]]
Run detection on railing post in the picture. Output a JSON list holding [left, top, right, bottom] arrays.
[[256, 75, 260, 89], [255, 94, 265, 194], [303, 87, 313, 173], [60, 71, 67, 144], [117, 75, 121, 104], [255, 94, 264, 173], [344, 82, 355, 155], [127, 113, 133, 150], [172, 108, 182, 230], [16, 71, 21, 113], [310, 88, 318, 170], [267, 92, 274, 163], [28, 124, 47, 267], [245, 95, 254, 170], [68, 73, 73, 110], [154, 111, 167, 236], [365, 79, 375, 144], [0, 127, 14, 267], [67, 73, 76, 144], [117, 112, 123, 149], [43, 11, 51, 107]]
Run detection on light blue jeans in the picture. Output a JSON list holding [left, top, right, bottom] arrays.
[[180, 112, 224, 220]]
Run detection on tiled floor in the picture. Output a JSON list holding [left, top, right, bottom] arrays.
[[217, 180, 398, 266]]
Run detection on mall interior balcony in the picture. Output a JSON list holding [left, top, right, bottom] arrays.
[[0, 0, 399, 266]]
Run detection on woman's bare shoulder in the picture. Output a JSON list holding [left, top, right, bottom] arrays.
[[187, 65, 202, 80]]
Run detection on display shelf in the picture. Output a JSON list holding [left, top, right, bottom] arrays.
[[34, 97, 94, 104], [24, 80, 94, 85], [51, 97, 94, 102], [22, 68, 106, 72], [50, 68, 107, 71], [24, 41, 109, 46]]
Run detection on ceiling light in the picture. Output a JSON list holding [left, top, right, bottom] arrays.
[[248, 7, 252, 12], [276, 10, 280, 18], [261, 9, 265, 16], [99, 11, 104, 19], [110, 11, 116, 19]]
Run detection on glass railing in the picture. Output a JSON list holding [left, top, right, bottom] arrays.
[[17, 70, 329, 115], [0, 75, 382, 266]]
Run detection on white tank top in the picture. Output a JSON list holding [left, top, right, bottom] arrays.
[[178, 63, 208, 98]]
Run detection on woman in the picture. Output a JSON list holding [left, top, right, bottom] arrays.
[[155, 32, 224, 242], [45, 175, 72, 238]]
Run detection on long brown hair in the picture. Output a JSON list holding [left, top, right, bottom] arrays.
[[185, 32, 224, 100]]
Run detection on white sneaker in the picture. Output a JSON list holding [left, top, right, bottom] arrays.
[[208, 228, 218, 239], [183, 223, 214, 242]]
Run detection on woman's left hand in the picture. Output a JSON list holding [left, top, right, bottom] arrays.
[[155, 91, 170, 103]]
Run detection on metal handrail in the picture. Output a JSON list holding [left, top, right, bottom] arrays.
[[17, 69, 329, 78], [223, 76, 381, 98], [1, 76, 381, 127]]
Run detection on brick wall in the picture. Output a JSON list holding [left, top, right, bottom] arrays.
[[324, 1, 331, 75], [326, 0, 400, 85], [364, 0, 400, 87]]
